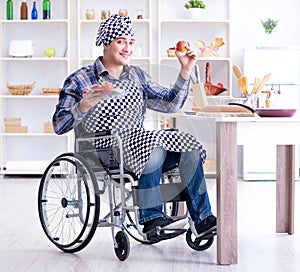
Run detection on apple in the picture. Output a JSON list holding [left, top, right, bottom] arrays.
[[44, 48, 56, 58], [217, 82, 224, 88], [176, 40, 190, 53]]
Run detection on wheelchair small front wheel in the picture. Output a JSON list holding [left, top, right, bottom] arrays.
[[186, 228, 214, 251], [114, 231, 130, 261], [38, 153, 100, 253]]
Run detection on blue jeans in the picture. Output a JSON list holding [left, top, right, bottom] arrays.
[[138, 147, 213, 224]]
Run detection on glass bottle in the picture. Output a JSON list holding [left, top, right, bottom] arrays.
[[43, 0, 51, 20], [20, 0, 28, 20], [6, 0, 13, 20], [31, 1, 38, 20]]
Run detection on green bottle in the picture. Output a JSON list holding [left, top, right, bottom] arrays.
[[43, 0, 51, 19], [6, 0, 13, 20]]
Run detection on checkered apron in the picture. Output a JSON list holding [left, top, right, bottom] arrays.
[[82, 78, 206, 178]]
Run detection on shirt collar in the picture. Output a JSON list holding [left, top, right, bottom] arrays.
[[94, 56, 132, 79]]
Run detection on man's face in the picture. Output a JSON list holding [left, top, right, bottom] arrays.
[[104, 36, 135, 66]]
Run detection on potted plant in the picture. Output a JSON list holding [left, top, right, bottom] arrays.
[[184, 0, 206, 19], [184, 0, 206, 9], [261, 18, 279, 34]]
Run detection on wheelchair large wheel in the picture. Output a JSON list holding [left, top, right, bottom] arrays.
[[38, 153, 100, 253]]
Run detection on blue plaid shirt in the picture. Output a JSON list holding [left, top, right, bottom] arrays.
[[53, 57, 190, 135]]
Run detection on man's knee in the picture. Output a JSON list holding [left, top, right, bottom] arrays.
[[142, 147, 166, 174]]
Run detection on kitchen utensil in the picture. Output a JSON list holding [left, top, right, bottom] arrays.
[[237, 75, 248, 95], [191, 65, 208, 108], [251, 77, 259, 94], [255, 73, 272, 93], [232, 65, 242, 79]]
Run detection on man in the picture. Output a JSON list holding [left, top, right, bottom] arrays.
[[53, 14, 216, 240]]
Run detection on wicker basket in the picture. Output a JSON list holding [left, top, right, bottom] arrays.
[[4, 117, 21, 127], [5, 126, 28, 133], [42, 87, 61, 96], [7, 82, 36, 95], [204, 83, 227, 96], [167, 48, 176, 57], [44, 122, 54, 133]]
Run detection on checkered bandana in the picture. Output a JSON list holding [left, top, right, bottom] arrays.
[[95, 14, 135, 46]]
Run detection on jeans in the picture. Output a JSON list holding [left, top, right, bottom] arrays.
[[138, 146, 213, 224]]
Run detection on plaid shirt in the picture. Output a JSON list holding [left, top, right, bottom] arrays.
[[53, 57, 190, 135]]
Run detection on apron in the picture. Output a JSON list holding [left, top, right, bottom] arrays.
[[82, 78, 206, 178]]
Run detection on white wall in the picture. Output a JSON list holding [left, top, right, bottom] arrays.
[[231, 0, 300, 96]]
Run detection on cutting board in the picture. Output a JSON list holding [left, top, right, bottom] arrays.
[[190, 104, 255, 117]]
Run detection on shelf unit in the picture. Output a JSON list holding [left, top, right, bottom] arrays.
[[157, 0, 232, 95], [0, 0, 72, 175], [0, 0, 232, 175], [76, 0, 152, 68]]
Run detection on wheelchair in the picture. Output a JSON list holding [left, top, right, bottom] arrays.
[[38, 129, 216, 261]]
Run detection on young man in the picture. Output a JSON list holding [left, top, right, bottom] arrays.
[[53, 14, 216, 240]]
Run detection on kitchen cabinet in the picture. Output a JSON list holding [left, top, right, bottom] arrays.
[[157, 0, 232, 98], [0, 0, 72, 174]]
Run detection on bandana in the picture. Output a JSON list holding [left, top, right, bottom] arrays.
[[95, 14, 135, 46]]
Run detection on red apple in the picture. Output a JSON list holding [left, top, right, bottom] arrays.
[[217, 82, 224, 88], [176, 40, 190, 53]]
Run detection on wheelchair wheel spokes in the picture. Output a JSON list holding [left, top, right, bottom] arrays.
[[38, 153, 100, 253]]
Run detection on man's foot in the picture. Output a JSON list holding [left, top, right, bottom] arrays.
[[143, 216, 187, 234], [195, 215, 217, 236]]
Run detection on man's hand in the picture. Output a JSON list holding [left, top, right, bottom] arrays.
[[175, 43, 197, 80]]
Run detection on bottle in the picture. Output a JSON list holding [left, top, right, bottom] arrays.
[[6, 0, 13, 20], [43, 0, 51, 20], [20, 0, 28, 20], [31, 1, 38, 20]]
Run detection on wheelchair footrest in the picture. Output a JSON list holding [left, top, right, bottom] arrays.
[[146, 228, 186, 243], [196, 227, 217, 241]]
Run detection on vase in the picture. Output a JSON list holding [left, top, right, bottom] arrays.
[[188, 8, 204, 20]]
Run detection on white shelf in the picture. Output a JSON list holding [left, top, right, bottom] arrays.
[[0, 19, 69, 23], [1, 95, 59, 99], [0, 0, 72, 175], [0, 57, 69, 61], [0, 133, 66, 137]]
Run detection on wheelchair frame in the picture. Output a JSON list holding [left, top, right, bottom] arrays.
[[38, 131, 216, 261]]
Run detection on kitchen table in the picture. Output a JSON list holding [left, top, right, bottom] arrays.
[[171, 114, 299, 265]]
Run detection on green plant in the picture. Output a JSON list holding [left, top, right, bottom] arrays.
[[184, 0, 206, 9], [261, 18, 279, 34]]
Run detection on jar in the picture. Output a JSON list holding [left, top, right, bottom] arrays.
[[101, 10, 110, 20], [85, 9, 95, 20], [136, 9, 143, 19], [118, 8, 128, 17]]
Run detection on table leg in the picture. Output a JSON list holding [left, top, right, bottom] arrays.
[[216, 122, 238, 265], [276, 145, 295, 234]]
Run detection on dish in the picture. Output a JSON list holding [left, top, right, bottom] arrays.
[[255, 108, 297, 117]]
